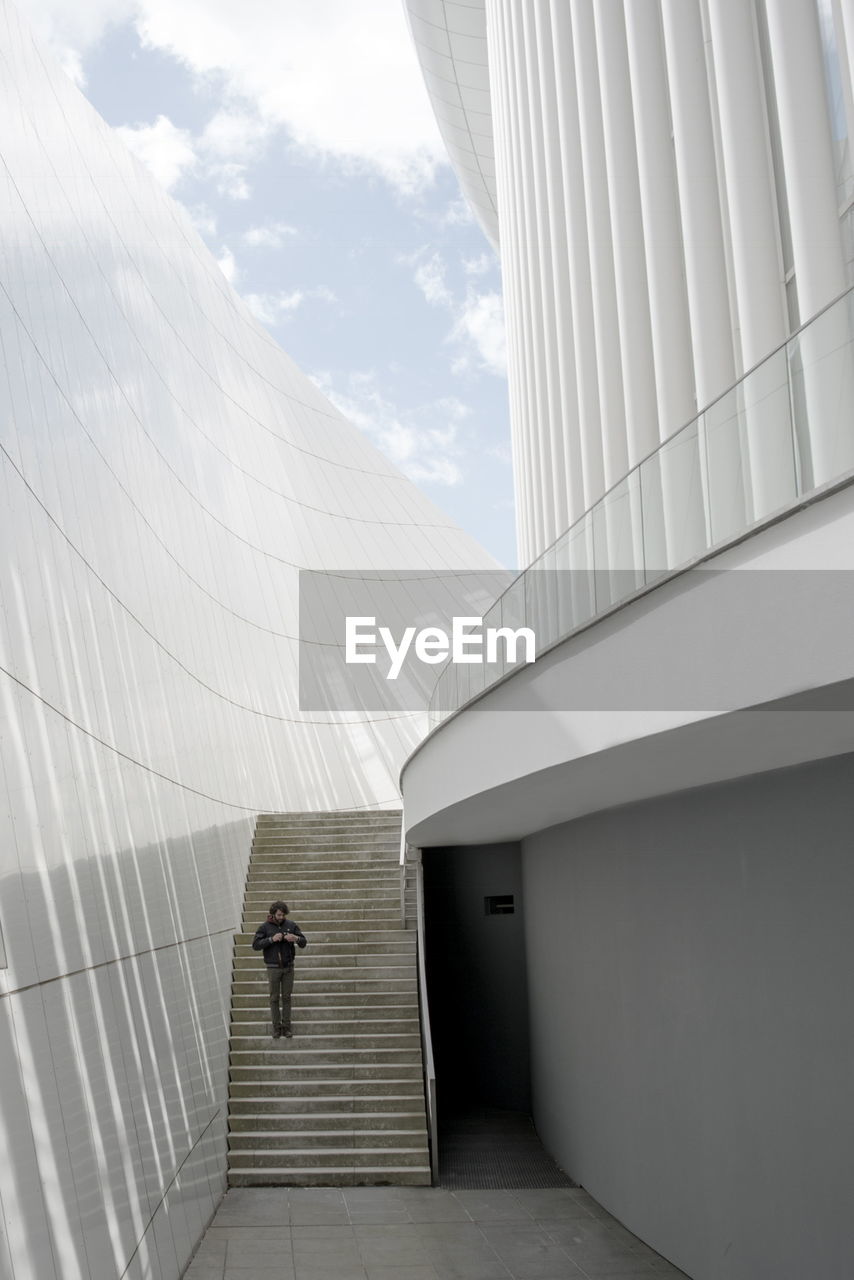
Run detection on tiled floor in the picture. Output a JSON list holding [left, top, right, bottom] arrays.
[[184, 1186, 689, 1279]]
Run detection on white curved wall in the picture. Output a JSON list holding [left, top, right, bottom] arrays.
[[404, 0, 498, 247], [411, 0, 854, 565], [0, 4, 494, 1277]]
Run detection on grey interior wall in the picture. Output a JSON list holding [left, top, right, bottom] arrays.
[[424, 844, 530, 1111], [522, 752, 854, 1280]]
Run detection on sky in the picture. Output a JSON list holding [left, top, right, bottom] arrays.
[[16, 0, 517, 568]]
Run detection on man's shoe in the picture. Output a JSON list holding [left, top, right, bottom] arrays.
[[272, 1028, 282, 1039], [283, 1028, 294, 1038]]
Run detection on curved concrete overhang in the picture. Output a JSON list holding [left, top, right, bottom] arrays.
[[402, 483, 854, 847], [405, 0, 498, 247]]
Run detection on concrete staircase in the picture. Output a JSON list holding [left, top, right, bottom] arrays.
[[227, 810, 431, 1186]]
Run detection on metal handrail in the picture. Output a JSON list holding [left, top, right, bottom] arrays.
[[413, 853, 439, 1183]]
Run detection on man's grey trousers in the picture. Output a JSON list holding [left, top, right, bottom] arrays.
[[267, 965, 295, 1033]]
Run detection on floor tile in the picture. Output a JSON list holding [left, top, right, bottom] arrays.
[[185, 1187, 690, 1280], [454, 1191, 533, 1223]]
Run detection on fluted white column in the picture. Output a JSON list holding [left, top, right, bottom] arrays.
[[570, 0, 628, 490], [531, 0, 585, 525], [764, 0, 846, 317], [624, 0, 696, 442], [593, 0, 659, 469], [549, 0, 605, 514], [486, 0, 531, 561], [519, 0, 570, 541], [488, 0, 541, 561], [705, 0, 787, 368], [661, 0, 736, 409], [766, 0, 854, 488]]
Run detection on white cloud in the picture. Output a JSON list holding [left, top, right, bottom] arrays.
[[414, 254, 454, 308], [199, 109, 271, 199], [242, 290, 304, 324], [242, 222, 299, 249], [487, 442, 513, 466], [115, 114, 197, 190], [209, 161, 251, 200], [22, 0, 448, 195], [312, 371, 467, 486], [242, 286, 338, 326], [216, 245, 239, 284], [451, 291, 507, 376], [410, 251, 507, 378], [201, 108, 269, 159], [111, 101, 273, 199], [138, 0, 445, 192], [464, 253, 494, 277], [437, 197, 475, 228], [14, 0, 136, 86], [187, 204, 217, 238]]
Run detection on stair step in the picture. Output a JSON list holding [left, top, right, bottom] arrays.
[[231, 991, 416, 1009], [229, 1074, 424, 1090], [250, 839, 400, 849], [231, 1018, 419, 1034], [230, 1045, 422, 1063], [241, 904, 406, 914], [243, 890, 409, 901], [254, 816, 401, 825], [227, 1167, 430, 1187], [228, 1147, 427, 1169], [229, 1130, 427, 1149], [231, 998, 416, 1013], [228, 1079, 425, 1098], [228, 1111, 425, 1130], [234, 950, 414, 966], [248, 862, 400, 873], [228, 1094, 423, 1112], [233, 967, 415, 980], [231, 1034, 421, 1050], [235, 936, 413, 949]]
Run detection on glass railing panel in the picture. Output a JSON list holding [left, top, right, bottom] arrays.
[[591, 470, 645, 611], [430, 661, 455, 723], [499, 575, 528, 678], [704, 347, 794, 543], [640, 418, 708, 573], [467, 652, 487, 700], [554, 510, 595, 635], [741, 347, 796, 522], [525, 548, 561, 654], [704, 387, 749, 545], [788, 289, 854, 492]]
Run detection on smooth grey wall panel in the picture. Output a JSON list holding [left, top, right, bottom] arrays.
[[522, 753, 854, 1280]]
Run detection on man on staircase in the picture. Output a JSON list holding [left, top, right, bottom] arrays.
[[252, 900, 308, 1039]]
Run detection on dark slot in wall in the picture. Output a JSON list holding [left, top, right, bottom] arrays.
[[423, 843, 530, 1112]]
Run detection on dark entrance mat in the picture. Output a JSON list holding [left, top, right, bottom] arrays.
[[438, 1107, 576, 1189]]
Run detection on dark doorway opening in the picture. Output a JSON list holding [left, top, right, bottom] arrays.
[[423, 845, 571, 1188]]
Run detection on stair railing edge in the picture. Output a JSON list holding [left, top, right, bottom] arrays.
[[412, 848, 438, 1184]]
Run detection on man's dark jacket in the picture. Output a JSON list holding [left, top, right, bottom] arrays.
[[252, 918, 307, 968]]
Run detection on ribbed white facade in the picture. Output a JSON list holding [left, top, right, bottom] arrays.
[[409, 0, 854, 564], [405, 5, 854, 1277], [0, 3, 494, 1277]]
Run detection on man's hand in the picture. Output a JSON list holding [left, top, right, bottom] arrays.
[[272, 932, 284, 942], [284, 933, 299, 943]]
